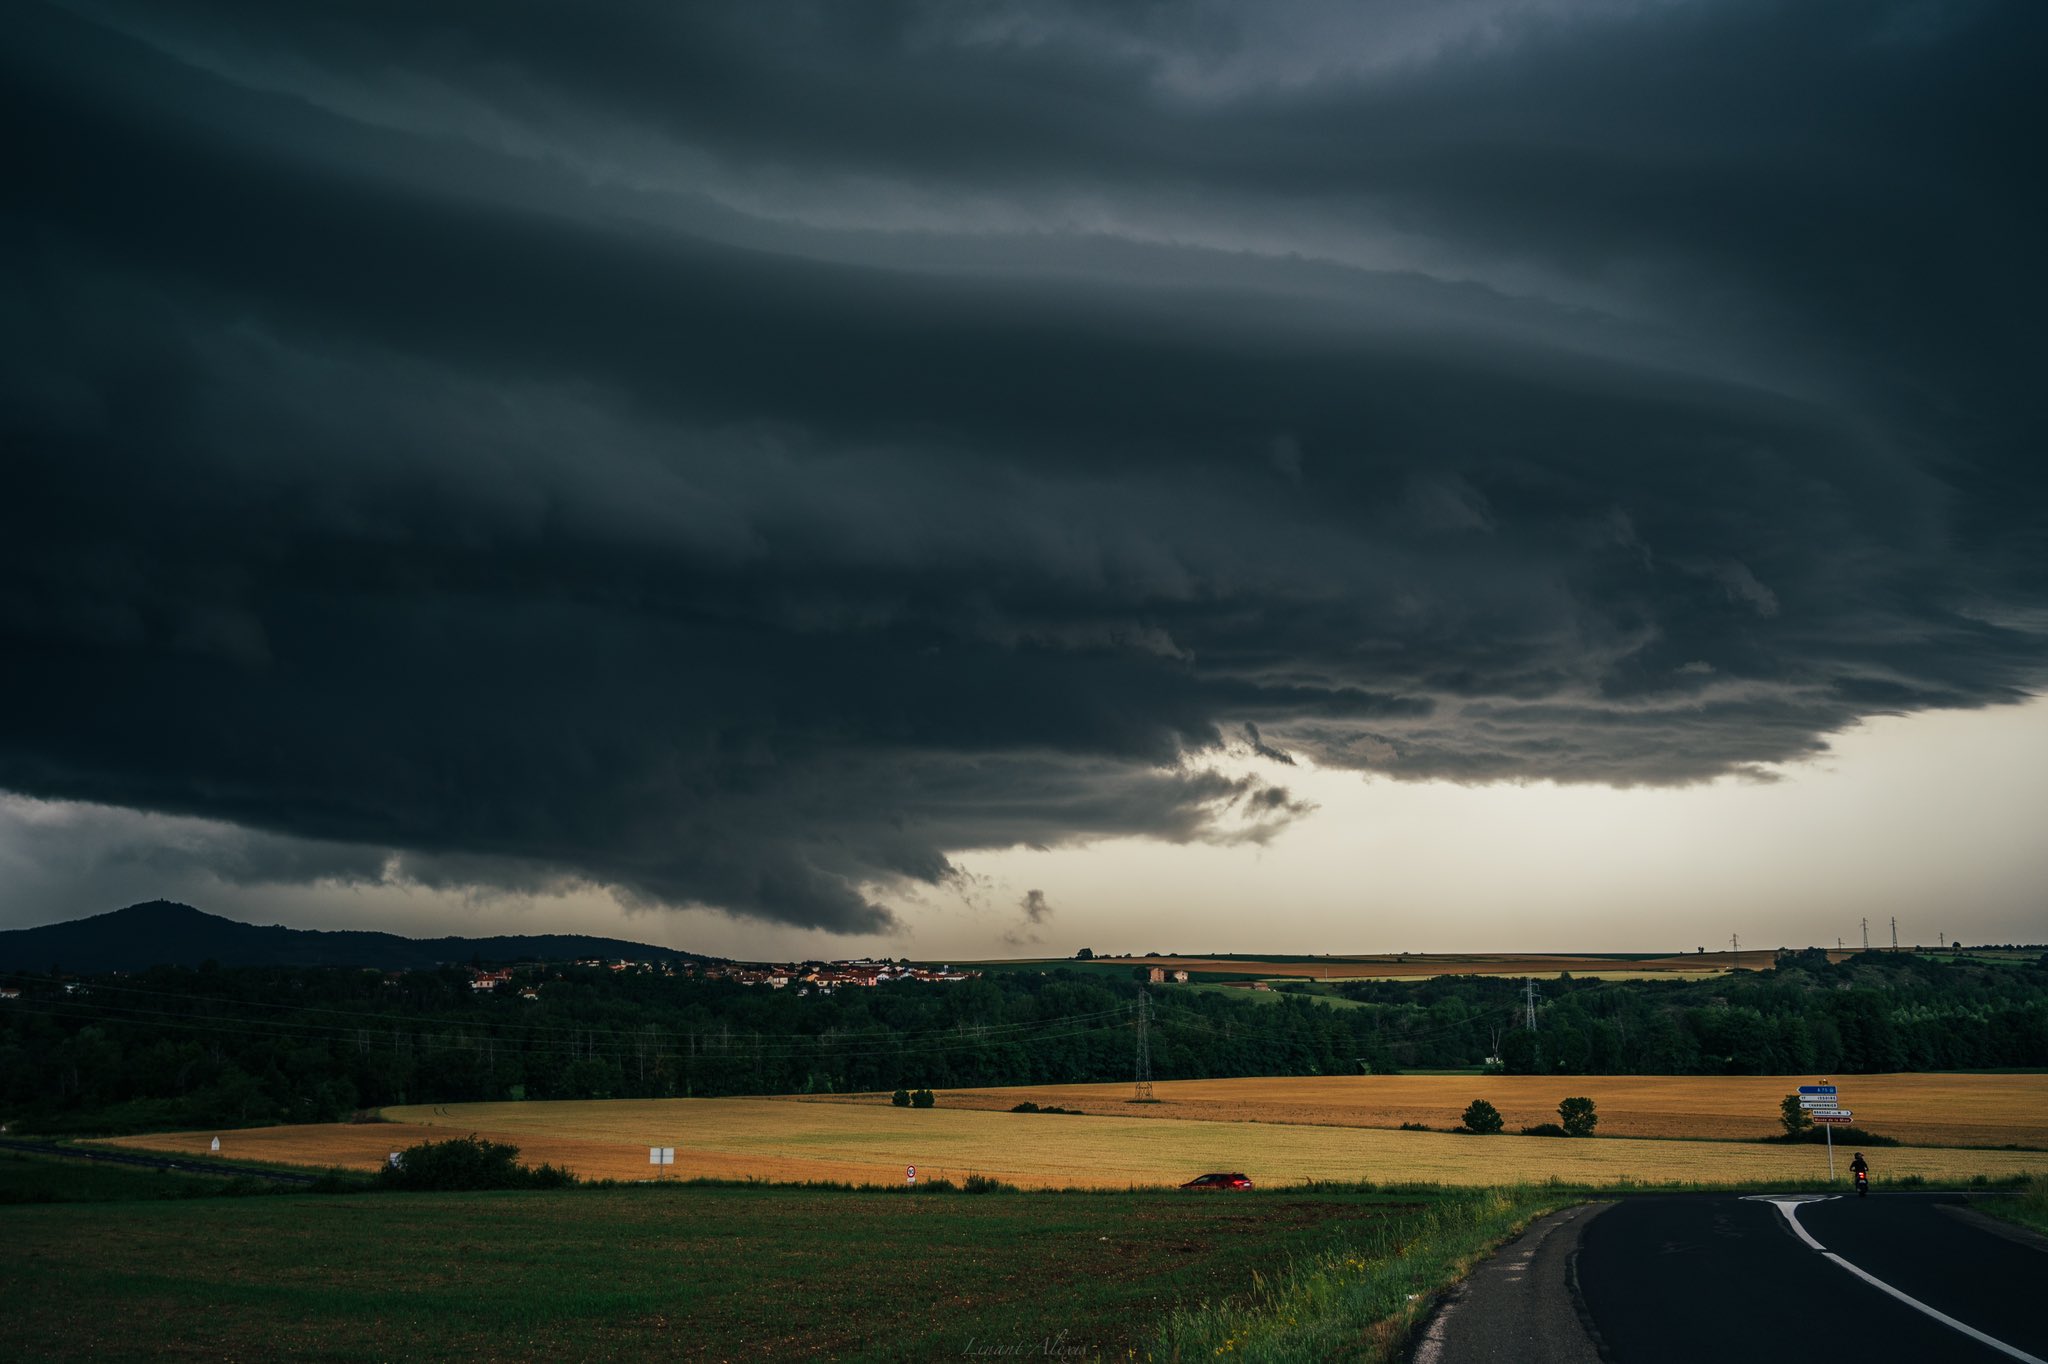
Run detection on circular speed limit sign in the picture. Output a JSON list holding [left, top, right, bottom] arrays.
[[906, 1165, 916, 1183]]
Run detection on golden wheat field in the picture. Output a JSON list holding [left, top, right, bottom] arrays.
[[806, 1073, 2048, 1149], [101, 1079, 2048, 1189]]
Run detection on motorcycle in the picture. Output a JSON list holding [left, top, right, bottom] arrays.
[[1854, 1169, 1869, 1198]]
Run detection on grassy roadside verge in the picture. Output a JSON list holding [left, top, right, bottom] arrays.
[[0, 1148, 267, 1204], [40, 1137, 370, 1187], [1142, 1170, 2045, 1362], [1977, 1173, 2048, 1236], [1150, 1187, 1563, 1362]]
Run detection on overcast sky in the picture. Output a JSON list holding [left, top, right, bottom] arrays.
[[4, 1, 2044, 956]]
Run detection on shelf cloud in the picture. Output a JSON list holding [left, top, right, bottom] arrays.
[[3, 0, 2043, 931]]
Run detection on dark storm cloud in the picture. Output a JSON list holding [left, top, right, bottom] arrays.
[[4, 0, 2044, 930]]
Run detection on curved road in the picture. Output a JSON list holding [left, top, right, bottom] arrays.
[[0, 1136, 324, 1184], [1581, 1193, 2045, 1363], [1418, 1193, 2046, 1363]]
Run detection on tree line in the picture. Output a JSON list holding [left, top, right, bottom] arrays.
[[0, 949, 2042, 1134]]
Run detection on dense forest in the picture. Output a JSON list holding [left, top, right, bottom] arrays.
[[2, 949, 2044, 1134]]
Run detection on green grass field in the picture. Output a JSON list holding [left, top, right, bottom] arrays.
[[0, 1181, 1489, 1362]]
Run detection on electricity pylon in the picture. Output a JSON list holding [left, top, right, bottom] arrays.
[[1133, 990, 1153, 1102]]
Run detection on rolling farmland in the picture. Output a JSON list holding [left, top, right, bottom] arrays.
[[809, 1073, 2048, 1148], [100, 1073, 2048, 1190], [970, 950, 1796, 982]]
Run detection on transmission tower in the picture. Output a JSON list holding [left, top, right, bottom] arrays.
[[1731, 932, 1740, 955], [1133, 990, 1153, 1102], [1523, 978, 1539, 1032], [1861, 917, 1869, 951], [1891, 917, 1899, 952]]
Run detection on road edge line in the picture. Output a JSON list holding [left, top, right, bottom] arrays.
[[1774, 1199, 2047, 1364]]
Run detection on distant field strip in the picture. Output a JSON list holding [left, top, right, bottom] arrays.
[[804, 1073, 2048, 1149], [105, 1087, 2048, 1189], [987, 950, 1805, 980]]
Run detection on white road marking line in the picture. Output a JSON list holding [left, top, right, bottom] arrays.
[[1767, 1198, 2046, 1364]]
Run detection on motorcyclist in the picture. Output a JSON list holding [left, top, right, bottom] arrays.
[[1849, 1151, 1870, 1193]]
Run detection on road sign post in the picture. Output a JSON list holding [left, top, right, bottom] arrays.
[[1799, 1081, 1845, 1178], [649, 1146, 675, 1179], [907, 1164, 916, 1188]]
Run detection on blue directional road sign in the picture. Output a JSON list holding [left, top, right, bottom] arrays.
[[1798, 1085, 1838, 1095]]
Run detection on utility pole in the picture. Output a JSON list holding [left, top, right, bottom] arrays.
[[1891, 917, 1899, 952], [1861, 917, 1869, 951], [1133, 990, 1153, 1102], [1836, 937, 1843, 951], [1730, 932, 1740, 955]]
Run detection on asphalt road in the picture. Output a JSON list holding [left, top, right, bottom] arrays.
[[1575, 1193, 2047, 1364], [0, 1135, 323, 1184], [1412, 1204, 1608, 1364]]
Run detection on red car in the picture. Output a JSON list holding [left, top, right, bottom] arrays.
[[1180, 1172, 1253, 1190]]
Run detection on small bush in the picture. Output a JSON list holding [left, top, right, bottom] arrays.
[[1519, 1123, 1569, 1137], [962, 1174, 1017, 1194], [910, 1088, 936, 1109], [1558, 1096, 1598, 1138], [1398, 1122, 1431, 1131], [1460, 1099, 1504, 1135], [891, 1089, 911, 1108], [377, 1135, 578, 1191], [1010, 1101, 1040, 1112]]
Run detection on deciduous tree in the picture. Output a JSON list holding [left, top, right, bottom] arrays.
[[1461, 1099, 1504, 1134]]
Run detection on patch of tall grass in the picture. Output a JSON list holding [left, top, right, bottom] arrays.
[[1984, 1172, 2048, 1236], [1149, 1186, 1562, 1363]]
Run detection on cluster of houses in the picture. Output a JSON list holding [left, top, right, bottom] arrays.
[[466, 969, 541, 1000], [689, 960, 979, 994], [458, 957, 979, 999]]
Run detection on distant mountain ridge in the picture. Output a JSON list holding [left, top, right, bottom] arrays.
[[0, 901, 711, 974]]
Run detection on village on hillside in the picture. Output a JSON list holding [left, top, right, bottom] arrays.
[[463, 957, 980, 999]]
